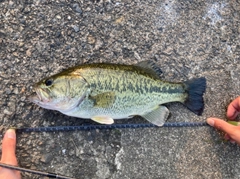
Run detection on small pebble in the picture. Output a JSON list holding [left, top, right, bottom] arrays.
[[72, 3, 82, 13], [72, 25, 80, 32]]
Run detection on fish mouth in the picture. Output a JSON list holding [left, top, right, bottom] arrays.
[[28, 92, 40, 102], [28, 88, 49, 103]]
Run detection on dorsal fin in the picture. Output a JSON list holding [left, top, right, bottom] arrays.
[[135, 61, 163, 78]]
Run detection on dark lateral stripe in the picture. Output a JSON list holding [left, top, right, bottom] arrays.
[[148, 85, 184, 93]]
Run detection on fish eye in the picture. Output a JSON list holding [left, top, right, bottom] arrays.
[[45, 78, 53, 86]]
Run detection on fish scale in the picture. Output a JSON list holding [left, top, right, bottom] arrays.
[[85, 67, 185, 114]]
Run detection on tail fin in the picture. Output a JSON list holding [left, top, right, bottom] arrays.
[[183, 77, 206, 115]]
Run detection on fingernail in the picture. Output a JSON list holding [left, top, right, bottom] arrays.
[[207, 118, 215, 127], [5, 129, 16, 139]]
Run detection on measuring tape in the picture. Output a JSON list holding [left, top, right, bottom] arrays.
[[16, 122, 209, 133]]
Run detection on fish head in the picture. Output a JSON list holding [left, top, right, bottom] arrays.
[[29, 73, 89, 112]]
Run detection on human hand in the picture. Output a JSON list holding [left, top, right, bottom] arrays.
[[0, 129, 21, 179], [207, 96, 240, 145]]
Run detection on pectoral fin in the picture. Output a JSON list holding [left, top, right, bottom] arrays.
[[141, 105, 169, 126], [91, 116, 114, 124], [89, 92, 116, 108]]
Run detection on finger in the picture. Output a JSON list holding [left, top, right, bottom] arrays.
[[227, 96, 240, 119], [224, 134, 237, 144], [207, 118, 240, 136], [0, 129, 18, 165], [224, 133, 230, 140], [229, 139, 236, 144], [0, 129, 21, 178]]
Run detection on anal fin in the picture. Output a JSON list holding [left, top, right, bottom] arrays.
[[141, 105, 169, 126]]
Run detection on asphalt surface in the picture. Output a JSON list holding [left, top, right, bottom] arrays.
[[0, 0, 240, 179]]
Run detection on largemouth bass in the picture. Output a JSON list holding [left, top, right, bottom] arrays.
[[29, 61, 206, 126]]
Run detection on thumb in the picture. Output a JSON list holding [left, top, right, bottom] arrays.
[[0, 129, 18, 165], [207, 118, 240, 142]]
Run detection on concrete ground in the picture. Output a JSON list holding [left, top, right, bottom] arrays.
[[0, 0, 240, 178]]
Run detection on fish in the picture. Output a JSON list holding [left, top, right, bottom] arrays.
[[29, 61, 206, 126]]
